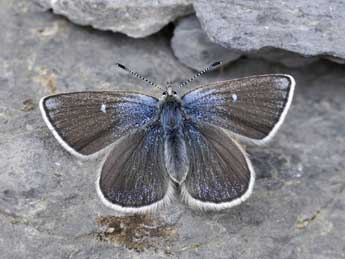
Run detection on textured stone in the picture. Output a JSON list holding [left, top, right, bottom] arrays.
[[171, 15, 241, 71], [252, 47, 318, 67], [1, 1, 345, 259], [172, 15, 317, 69], [194, 0, 345, 63], [35, 0, 193, 38]]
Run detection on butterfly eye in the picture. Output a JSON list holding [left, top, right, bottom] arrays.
[[173, 91, 177, 95], [162, 91, 167, 96]]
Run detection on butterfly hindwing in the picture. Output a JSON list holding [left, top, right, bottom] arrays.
[[182, 74, 295, 144], [181, 122, 254, 210], [40, 91, 159, 158], [97, 124, 174, 213]]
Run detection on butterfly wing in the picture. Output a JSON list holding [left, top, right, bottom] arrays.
[[40, 91, 159, 159], [96, 124, 174, 213], [182, 74, 295, 145], [181, 122, 254, 210]]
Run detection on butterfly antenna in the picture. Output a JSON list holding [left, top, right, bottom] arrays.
[[116, 63, 164, 91], [178, 61, 222, 89]]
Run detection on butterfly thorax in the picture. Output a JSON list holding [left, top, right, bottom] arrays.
[[159, 97, 189, 183], [159, 97, 183, 130]]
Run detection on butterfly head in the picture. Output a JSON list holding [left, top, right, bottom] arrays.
[[161, 86, 178, 101]]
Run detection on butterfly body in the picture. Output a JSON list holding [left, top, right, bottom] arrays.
[[159, 93, 189, 183], [40, 72, 295, 213]]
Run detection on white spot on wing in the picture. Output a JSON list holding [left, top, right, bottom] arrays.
[[231, 94, 238, 102], [100, 103, 107, 113]]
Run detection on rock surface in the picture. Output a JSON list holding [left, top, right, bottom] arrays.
[[194, 0, 345, 63], [252, 47, 318, 68], [172, 15, 317, 69], [35, 0, 193, 38], [171, 15, 241, 71], [1, 1, 345, 259]]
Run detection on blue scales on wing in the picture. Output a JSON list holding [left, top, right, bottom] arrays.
[[181, 122, 254, 210]]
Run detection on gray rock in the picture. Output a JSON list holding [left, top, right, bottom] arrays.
[[252, 47, 318, 67], [2, 1, 345, 259], [35, 0, 193, 38], [171, 15, 241, 71], [194, 0, 345, 63], [172, 15, 317, 68]]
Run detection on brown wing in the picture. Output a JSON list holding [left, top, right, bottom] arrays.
[[40, 91, 159, 158], [182, 74, 295, 144]]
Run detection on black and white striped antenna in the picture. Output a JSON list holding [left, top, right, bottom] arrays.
[[178, 61, 222, 89], [116, 63, 164, 91]]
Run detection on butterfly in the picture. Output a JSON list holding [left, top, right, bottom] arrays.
[[40, 62, 295, 213]]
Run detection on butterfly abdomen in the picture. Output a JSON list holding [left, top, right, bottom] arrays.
[[160, 99, 189, 183]]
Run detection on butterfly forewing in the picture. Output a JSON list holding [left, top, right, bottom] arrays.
[[40, 91, 159, 158], [182, 75, 295, 144], [97, 124, 174, 213], [181, 123, 254, 210]]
